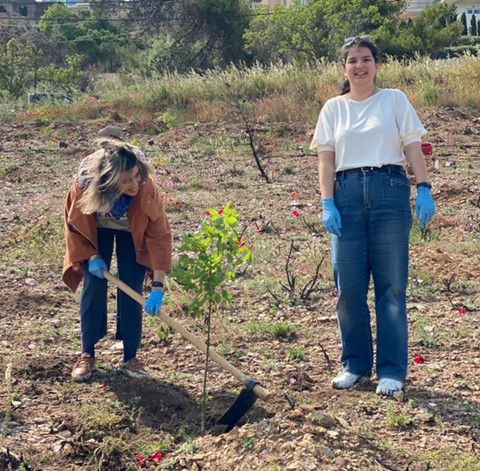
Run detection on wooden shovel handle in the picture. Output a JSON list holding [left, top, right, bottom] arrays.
[[103, 270, 269, 401]]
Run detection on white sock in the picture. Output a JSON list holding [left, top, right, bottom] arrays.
[[376, 378, 403, 396], [332, 371, 365, 389]]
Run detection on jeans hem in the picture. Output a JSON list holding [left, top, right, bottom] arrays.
[[344, 367, 372, 377], [377, 374, 406, 383]]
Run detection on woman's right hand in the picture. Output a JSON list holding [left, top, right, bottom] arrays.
[[322, 198, 342, 237], [88, 257, 107, 279]]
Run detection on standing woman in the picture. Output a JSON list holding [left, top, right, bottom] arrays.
[[63, 128, 172, 381], [310, 37, 435, 396]]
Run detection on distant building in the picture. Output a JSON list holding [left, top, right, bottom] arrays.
[[0, 0, 53, 21], [404, 0, 439, 18], [442, 1, 480, 34], [405, 1, 480, 35], [252, 0, 307, 7]]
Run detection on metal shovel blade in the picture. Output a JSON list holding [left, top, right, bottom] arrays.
[[216, 380, 259, 432]]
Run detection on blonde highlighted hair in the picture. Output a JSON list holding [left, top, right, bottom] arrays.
[[78, 139, 151, 214]]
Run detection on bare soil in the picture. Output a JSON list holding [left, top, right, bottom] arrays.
[[0, 107, 479, 470]]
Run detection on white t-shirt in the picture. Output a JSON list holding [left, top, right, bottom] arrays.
[[309, 88, 426, 172]]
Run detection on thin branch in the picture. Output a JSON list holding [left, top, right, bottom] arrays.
[[225, 82, 271, 183], [319, 342, 331, 367], [300, 255, 325, 301], [285, 240, 296, 292]]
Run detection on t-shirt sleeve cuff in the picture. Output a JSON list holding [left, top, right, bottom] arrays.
[[402, 135, 423, 146], [309, 140, 335, 152]]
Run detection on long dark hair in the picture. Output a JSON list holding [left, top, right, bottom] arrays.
[[339, 37, 380, 95]]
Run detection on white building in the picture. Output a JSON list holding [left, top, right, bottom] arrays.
[[252, 0, 307, 7], [443, 1, 480, 34], [405, 1, 480, 34], [404, 0, 439, 18]]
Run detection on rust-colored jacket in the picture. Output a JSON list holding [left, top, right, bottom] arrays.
[[63, 175, 172, 292]]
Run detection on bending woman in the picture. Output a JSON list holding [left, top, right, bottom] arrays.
[[63, 132, 172, 381], [310, 37, 436, 396]]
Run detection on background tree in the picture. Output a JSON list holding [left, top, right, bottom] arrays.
[[244, 4, 332, 63], [103, 0, 253, 73], [244, 0, 404, 64], [38, 54, 86, 94], [460, 12, 468, 35], [375, 4, 462, 58], [39, 3, 132, 72], [0, 39, 34, 98], [470, 14, 477, 36]]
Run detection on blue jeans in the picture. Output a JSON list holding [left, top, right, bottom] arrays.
[[332, 166, 412, 382], [81, 228, 147, 362]]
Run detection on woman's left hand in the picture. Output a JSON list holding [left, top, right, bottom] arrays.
[[415, 186, 436, 227], [145, 290, 165, 316]]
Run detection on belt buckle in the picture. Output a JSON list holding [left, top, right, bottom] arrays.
[[360, 166, 374, 173]]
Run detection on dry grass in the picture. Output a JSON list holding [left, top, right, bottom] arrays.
[[10, 55, 479, 127]]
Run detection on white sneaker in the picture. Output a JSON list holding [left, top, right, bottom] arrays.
[[331, 370, 369, 389], [376, 378, 403, 396]]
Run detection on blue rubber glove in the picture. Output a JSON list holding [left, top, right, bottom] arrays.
[[88, 257, 107, 279], [145, 290, 165, 316], [322, 198, 342, 237], [415, 186, 436, 227]]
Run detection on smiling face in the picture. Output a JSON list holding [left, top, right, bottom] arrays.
[[343, 46, 380, 89], [117, 165, 141, 196]]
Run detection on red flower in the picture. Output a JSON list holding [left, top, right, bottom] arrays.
[[150, 451, 163, 463], [169, 197, 175, 203], [414, 355, 425, 364], [205, 210, 212, 216], [291, 191, 299, 199], [219, 208, 224, 215], [458, 306, 467, 314], [176, 201, 181, 206], [133, 454, 146, 467], [421, 142, 434, 156], [292, 210, 301, 218], [248, 243, 254, 249]]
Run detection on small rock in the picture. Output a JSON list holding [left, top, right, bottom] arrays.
[[61, 443, 73, 455], [57, 430, 72, 439], [393, 390, 405, 402], [302, 461, 317, 471], [148, 139, 155, 145], [323, 446, 336, 458], [286, 462, 302, 470], [25, 278, 36, 286], [53, 442, 64, 453], [59, 141, 68, 148], [336, 417, 350, 428], [109, 341, 123, 351], [310, 410, 337, 429]]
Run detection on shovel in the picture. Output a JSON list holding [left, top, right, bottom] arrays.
[[103, 270, 269, 430]]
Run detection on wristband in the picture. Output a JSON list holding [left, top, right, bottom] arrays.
[[416, 182, 432, 190]]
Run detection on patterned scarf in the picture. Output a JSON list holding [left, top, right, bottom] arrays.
[[110, 194, 134, 220]]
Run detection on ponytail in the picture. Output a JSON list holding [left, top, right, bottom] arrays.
[[340, 79, 351, 95]]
